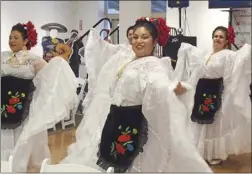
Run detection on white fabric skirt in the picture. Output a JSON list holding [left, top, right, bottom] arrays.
[[1, 120, 50, 172], [1, 123, 24, 161], [191, 108, 251, 161]]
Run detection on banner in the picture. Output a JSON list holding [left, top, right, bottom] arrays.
[[232, 8, 251, 50]]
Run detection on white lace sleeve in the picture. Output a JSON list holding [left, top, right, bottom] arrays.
[[137, 60, 212, 172], [230, 44, 251, 123], [11, 57, 78, 172], [84, 29, 123, 106], [175, 43, 206, 86], [16, 57, 78, 139], [160, 57, 174, 80], [1, 51, 9, 76], [85, 28, 121, 84], [28, 53, 47, 75]]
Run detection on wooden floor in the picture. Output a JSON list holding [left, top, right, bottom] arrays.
[[28, 128, 251, 173]]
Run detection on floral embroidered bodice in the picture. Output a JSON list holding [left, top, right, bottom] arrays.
[[110, 56, 161, 106], [202, 49, 235, 80]]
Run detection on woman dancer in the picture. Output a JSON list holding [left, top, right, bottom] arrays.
[[175, 26, 251, 165], [61, 17, 212, 172], [126, 25, 134, 45], [1, 21, 78, 172]]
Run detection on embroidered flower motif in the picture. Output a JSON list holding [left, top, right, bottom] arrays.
[[7, 105, 16, 114], [118, 135, 131, 143], [202, 105, 210, 112], [127, 144, 134, 152], [9, 97, 20, 105], [21, 93, 26, 97], [17, 104, 23, 110], [133, 128, 138, 134], [110, 125, 138, 159], [204, 98, 212, 105], [116, 144, 126, 155], [1, 105, 7, 118], [1, 91, 26, 118], [198, 94, 216, 115]]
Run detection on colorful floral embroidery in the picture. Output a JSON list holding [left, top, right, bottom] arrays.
[[110, 125, 138, 159], [198, 93, 216, 115], [1, 91, 26, 118]]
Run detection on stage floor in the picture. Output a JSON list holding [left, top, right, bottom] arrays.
[[27, 128, 252, 173]]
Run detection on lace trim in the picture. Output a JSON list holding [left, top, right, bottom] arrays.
[[96, 113, 148, 173]]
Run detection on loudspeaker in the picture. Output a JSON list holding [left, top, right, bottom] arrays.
[[168, 0, 189, 8], [163, 35, 197, 69]]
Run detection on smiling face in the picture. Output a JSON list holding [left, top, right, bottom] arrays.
[[9, 30, 28, 52], [131, 26, 156, 58], [212, 29, 228, 53]]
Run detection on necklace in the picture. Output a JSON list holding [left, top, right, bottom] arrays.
[[116, 58, 136, 80], [205, 53, 214, 65], [9, 53, 20, 68]]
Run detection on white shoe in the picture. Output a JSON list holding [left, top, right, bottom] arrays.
[[208, 159, 222, 165]]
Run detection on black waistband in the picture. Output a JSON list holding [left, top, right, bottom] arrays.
[[110, 104, 142, 112], [198, 78, 223, 84]]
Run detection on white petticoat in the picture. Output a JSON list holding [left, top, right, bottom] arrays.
[[1, 122, 25, 161], [192, 110, 251, 161], [1, 119, 50, 172]]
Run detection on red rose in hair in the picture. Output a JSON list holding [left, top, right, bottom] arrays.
[[137, 17, 147, 21], [22, 21, 38, 50], [227, 26, 235, 45], [26, 21, 35, 30], [149, 17, 155, 23], [156, 17, 170, 46], [157, 18, 166, 27]]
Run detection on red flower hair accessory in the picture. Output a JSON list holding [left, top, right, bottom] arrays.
[[136, 17, 170, 46], [227, 26, 235, 45], [156, 17, 171, 46], [22, 21, 38, 50]]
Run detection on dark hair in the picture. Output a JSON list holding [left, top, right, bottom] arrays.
[[126, 25, 134, 37], [212, 26, 228, 40], [71, 29, 78, 34], [133, 20, 158, 41], [11, 23, 28, 41]]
